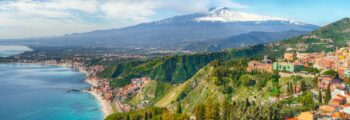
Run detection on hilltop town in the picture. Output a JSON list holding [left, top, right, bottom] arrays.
[[247, 44, 350, 119]]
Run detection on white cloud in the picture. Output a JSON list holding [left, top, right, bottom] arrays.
[[100, 0, 160, 22], [0, 0, 247, 38]]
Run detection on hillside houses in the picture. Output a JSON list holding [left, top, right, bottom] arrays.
[[247, 56, 273, 72], [116, 77, 150, 101], [272, 62, 304, 72]]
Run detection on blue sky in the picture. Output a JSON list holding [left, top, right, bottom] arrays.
[[0, 0, 349, 39]]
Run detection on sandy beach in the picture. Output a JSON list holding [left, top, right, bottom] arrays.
[[49, 63, 115, 117], [84, 74, 115, 118]]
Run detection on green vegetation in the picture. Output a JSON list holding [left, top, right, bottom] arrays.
[[105, 107, 188, 120], [104, 18, 350, 119], [325, 84, 331, 104], [323, 69, 338, 77], [101, 53, 224, 88], [126, 80, 173, 106], [318, 90, 323, 104], [193, 100, 281, 120]]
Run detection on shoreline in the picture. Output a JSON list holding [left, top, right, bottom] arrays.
[[84, 78, 114, 117], [65, 64, 115, 118], [3, 62, 115, 118]]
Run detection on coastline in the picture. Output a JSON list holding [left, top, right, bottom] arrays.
[[84, 78, 114, 117], [5, 62, 115, 118], [73, 66, 115, 118]]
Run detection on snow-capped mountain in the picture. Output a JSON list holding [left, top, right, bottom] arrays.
[[152, 7, 304, 25], [194, 7, 303, 25], [0, 7, 319, 52]]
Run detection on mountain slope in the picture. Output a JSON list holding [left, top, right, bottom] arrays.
[[182, 30, 309, 51], [0, 7, 318, 52]]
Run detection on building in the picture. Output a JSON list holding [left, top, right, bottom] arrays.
[[319, 76, 336, 89], [262, 55, 273, 64], [247, 60, 273, 72], [272, 62, 304, 72], [297, 112, 314, 120], [284, 53, 295, 61], [344, 69, 350, 78], [319, 105, 337, 114], [314, 59, 335, 70]]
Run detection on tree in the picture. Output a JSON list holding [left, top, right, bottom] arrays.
[[240, 74, 255, 86], [221, 98, 229, 120], [323, 69, 338, 77], [287, 82, 293, 95], [213, 102, 220, 120], [271, 84, 281, 97], [325, 84, 331, 104], [205, 102, 220, 120], [176, 102, 182, 114], [318, 90, 323, 104], [194, 104, 205, 120], [144, 112, 148, 120], [301, 80, 307, 92]]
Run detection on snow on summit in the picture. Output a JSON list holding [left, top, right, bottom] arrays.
[[194, 7, 301, 24]]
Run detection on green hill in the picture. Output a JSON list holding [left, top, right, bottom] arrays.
[[100, 53, 225, 88], [103, 18, 350, 118]]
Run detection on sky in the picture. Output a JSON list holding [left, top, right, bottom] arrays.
[[0, 0, 349, 39]]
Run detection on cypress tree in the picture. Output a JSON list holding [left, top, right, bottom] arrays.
[[325, 84, 331, 103], [144, 112, 148, 120], [176, 101, 182, 114], [318, 90, 323, 104], [301, 80, 307, 92]]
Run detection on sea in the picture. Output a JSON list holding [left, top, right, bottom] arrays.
[[0, 46, 104, 120]]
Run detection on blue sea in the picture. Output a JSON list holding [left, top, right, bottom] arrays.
[[0, 64, 104, 120]]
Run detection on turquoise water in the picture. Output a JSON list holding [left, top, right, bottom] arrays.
[[0, 64, 104, 120]]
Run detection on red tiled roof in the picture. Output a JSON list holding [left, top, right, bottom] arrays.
[[337, 94, 346, 99]]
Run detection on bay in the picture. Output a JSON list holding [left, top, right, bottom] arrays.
[[0, 64, 104, 120]]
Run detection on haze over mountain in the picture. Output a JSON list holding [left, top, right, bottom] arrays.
[[0, 7, 319, 52]]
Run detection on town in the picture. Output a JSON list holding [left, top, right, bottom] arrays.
[[247, 44, 350, 119]]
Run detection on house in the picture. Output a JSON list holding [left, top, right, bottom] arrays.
[[104, 92, 113, 101], [272, 62, 304, 72], [340, 104, 350, 115], [344, 69, 350, 78], [319, 105, 337, 114], [334, 94, 347, 103], [330, 99, 343, 107], [344, 94, 350, 104], [284, 53, 295, 61], [319, 76, 336, 89], [262, 55, 273, 64], [314, 59, 335, 70], [247, 61, 273, 72], [297, 112, 314, 120], [331, 112, 349, 120]]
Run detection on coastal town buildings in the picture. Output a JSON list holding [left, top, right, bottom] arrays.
[[272, 62, 304, 72], [247, 56, 273, 72], [247, 60, 273, 72], [284, 53, 295, 61]]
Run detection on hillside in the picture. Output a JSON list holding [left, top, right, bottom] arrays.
[[100, 53, 225, 88], [100, 19, 348, 87], [230, 17, 350, 58], [183, 30, 308, 51], [100, 18, 350, 89]]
